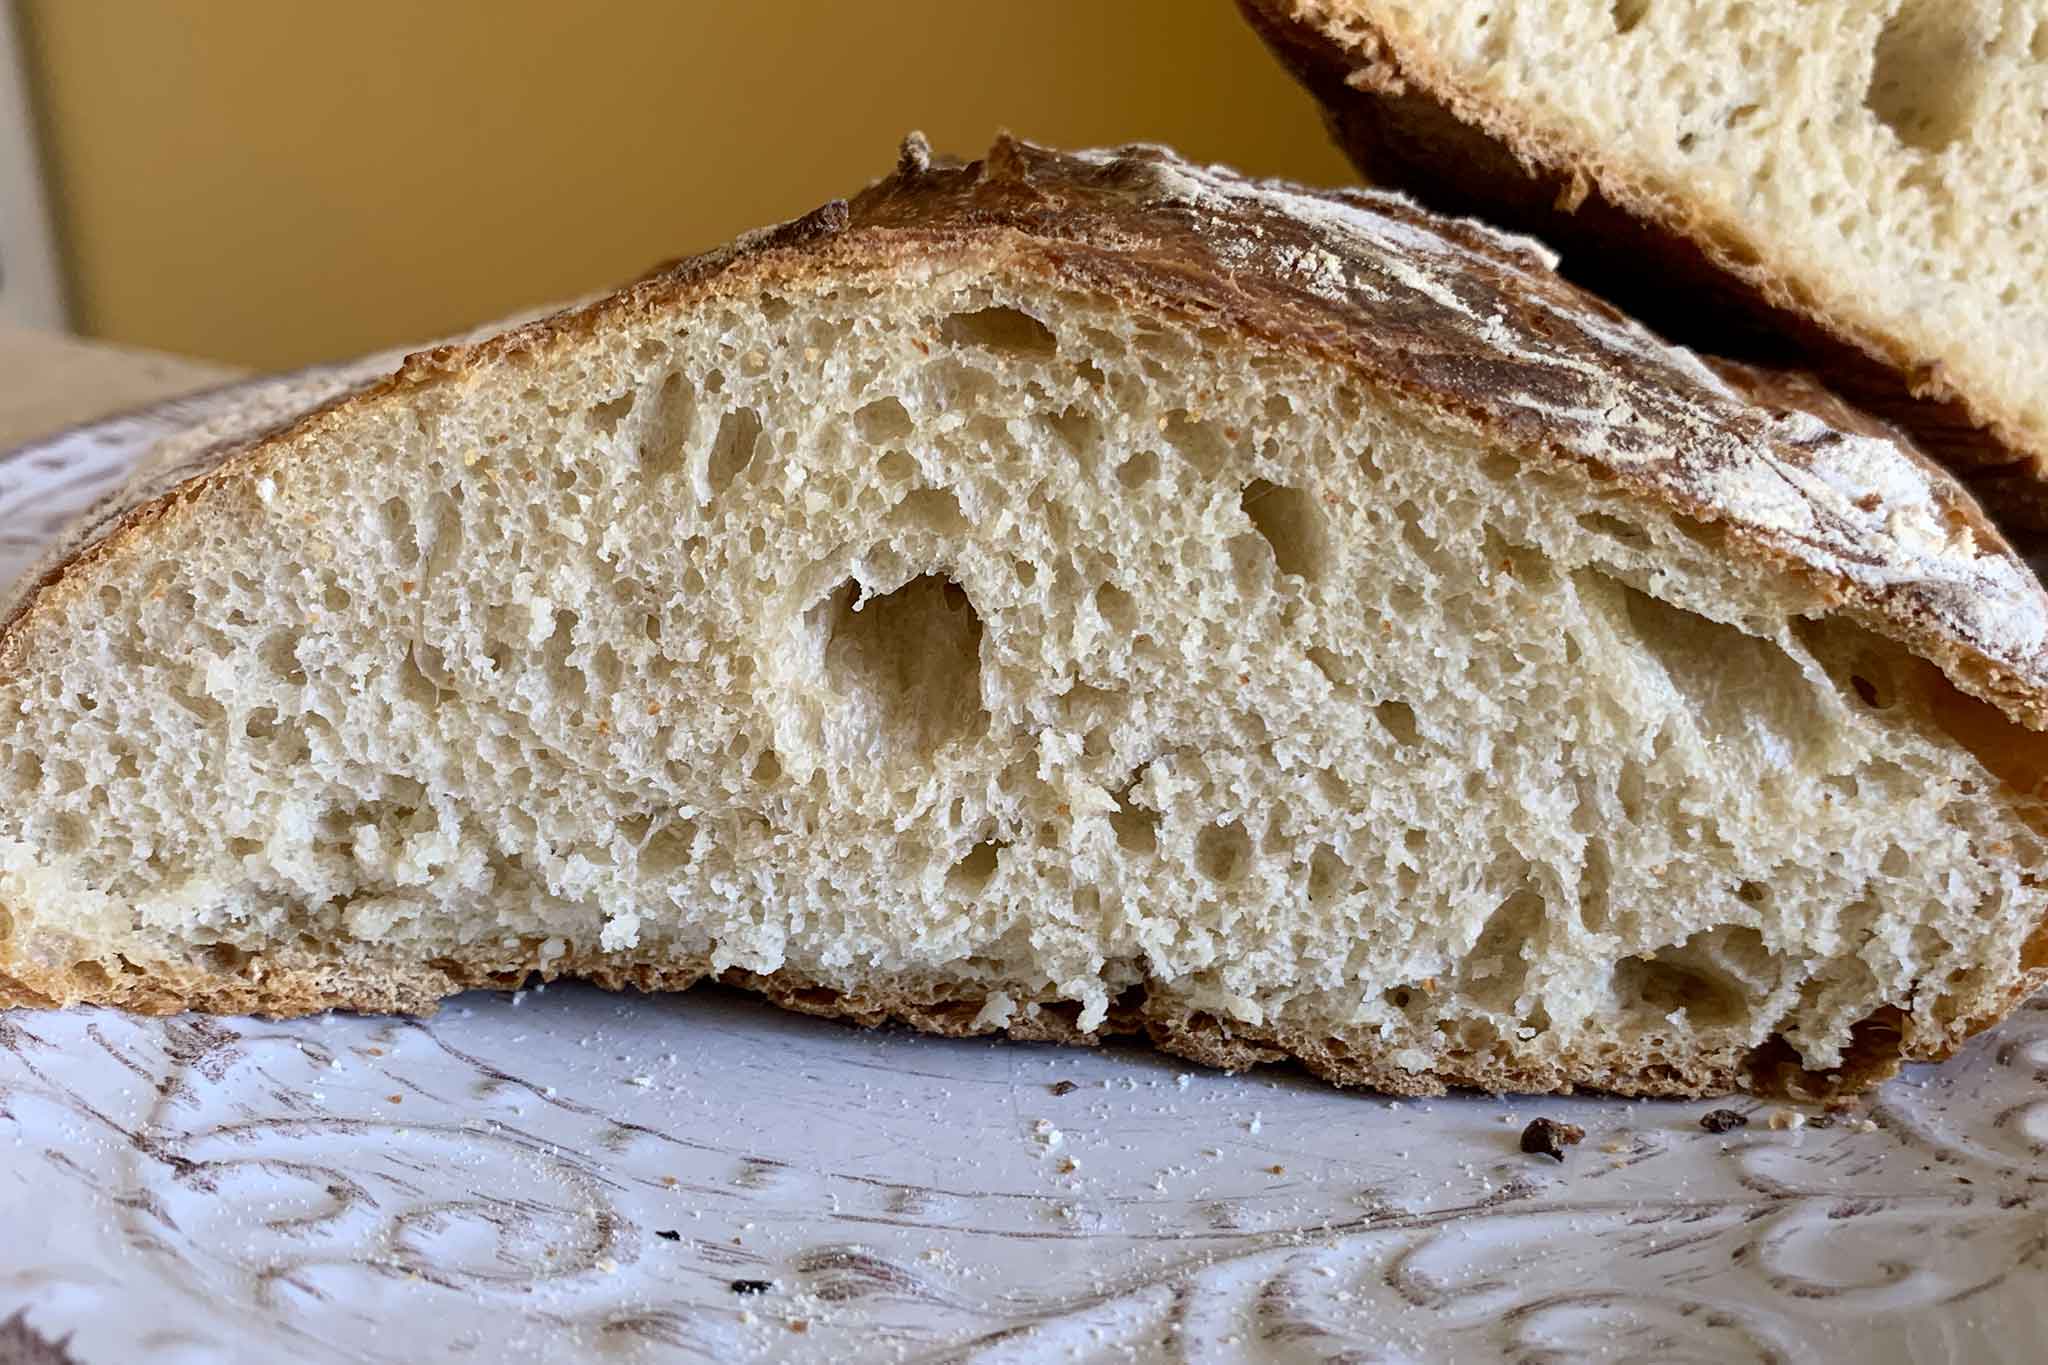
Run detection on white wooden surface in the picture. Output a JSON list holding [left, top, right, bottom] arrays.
[[2, 377, 2047, 1363]]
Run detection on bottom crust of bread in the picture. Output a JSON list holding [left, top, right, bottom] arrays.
[[7, 942, 1993, 1100]]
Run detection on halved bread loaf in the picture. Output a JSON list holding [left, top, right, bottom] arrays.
[[1240, 0, 2048, 527], [5, 135, 2048, 1098]]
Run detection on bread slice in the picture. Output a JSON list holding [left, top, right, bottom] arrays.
[[6, 135, 2048, 1099], [1239, 0, 2048, 528]]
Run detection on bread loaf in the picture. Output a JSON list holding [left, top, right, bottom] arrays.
[[5, 135, 2048, 1098], [1240, 0, 2048, 528]]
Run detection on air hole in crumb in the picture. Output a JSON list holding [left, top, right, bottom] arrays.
[[1866, 0, 1986, 153], [707, 407, 763, 494], [1465, 889, 1544, 1011], [1095, 583, 1138, 635], [1195, 821, 1251, 884], [815, 575, 986, 760], [1611, 0, 1650, 34], [640, 373, 695, 481], [877, 450, 917, 482], [1737, 880, 1768, 905], [1576, 510, 1651, 546], [1374, 699, 1420, 747], [382, 496, 419, 566], [1240, 479, 1331, 582], [1613, 926, 1769, 1028], [631, 817, 698, 879], [170, 685, 225, 724], [854, 397, 914, 443], [891, 487, 968, 534], [1110, 784, 1158, 854], [1306, 646, 1349, 689], [947, 840, 1005, 893], [1849, 673, 1886, 708], [1307, 846, 1348, 903], [1161, 412, 1231, 479], [203, 943, 251, 974], [323, 584, 352, 613], [752, 750, 782, 784], [939, 306, 1057, 357], [1115, 450, 1160, 490], [542, 610, 584, 706], [243, 707, 278, 740], [589, 391, 636, 436]]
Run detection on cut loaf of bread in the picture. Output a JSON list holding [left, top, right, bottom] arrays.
[[6, 135, 2048, 1098], [1240, 0, 2048, 527]]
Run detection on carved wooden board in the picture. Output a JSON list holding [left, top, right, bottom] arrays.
[[3, 380, 2046, 1363]]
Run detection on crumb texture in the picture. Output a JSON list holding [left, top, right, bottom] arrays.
[[3, 138, 2046, 1098]]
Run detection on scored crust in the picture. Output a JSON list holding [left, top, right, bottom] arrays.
[[6, 133, 2048, 1096], [1236, 0, 2048, 531]]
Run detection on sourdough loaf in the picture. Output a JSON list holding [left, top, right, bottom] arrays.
[[5, 135, 2048, 1097], [1240, 0, 2048, 528]]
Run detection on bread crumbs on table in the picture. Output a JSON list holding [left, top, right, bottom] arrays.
[[1698, 1108, 1748, 1134], [731, 1279, 774, 1296], [655, 1229, 681, 1242], [1049, 1080, 1078, 1096]]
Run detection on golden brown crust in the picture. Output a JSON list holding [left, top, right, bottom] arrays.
[[6, 134, 2048, 1095], [1236, 0, 2048, 529]]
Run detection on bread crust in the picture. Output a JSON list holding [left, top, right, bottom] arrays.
[[1236, 0, 2048, 530], [0, 948, 1866, 1099], [5, 133, 2048, 1095]]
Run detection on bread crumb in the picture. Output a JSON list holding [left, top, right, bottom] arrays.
[[1520, 1117, 1585, 1161], [1768, 1109, 1807, 1131]]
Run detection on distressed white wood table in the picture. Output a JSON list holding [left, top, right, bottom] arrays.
[[2, 353, 2046, 1363]]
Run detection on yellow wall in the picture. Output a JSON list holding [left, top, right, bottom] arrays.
[[22, 2, 1354, 371]]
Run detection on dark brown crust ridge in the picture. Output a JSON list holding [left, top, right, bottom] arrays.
[[6, 134, 2048, 1096], [1235, 0, 2048, 532]]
